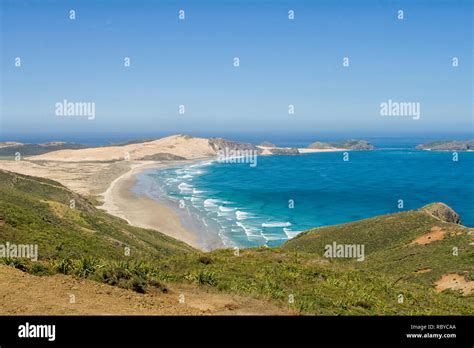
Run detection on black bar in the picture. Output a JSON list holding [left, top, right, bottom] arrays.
[[0, 316, 472, 346]]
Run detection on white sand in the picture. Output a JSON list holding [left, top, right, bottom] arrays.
[[98, 161, 209, 250], [29, 135, 216, 162]]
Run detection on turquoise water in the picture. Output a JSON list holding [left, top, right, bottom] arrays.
[[143, 149, 473, 248]]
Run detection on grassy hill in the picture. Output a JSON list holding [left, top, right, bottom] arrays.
[[157, 205, 472, 314], [0, 170, 194, 260], [0, 169, 472, 314], [282, 203, 473, 290]]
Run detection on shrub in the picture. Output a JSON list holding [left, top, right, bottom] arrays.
[[186, 269, 217, 286], [74, 256, 103, 277], [53, 257, 74, 275], [2, 257, 30, 272], [95, 260, 159, 293], [198, 255, 214, 265], [128, 275, 147, 293], [149, 278, 168, 293], [30, 262, 53, 276]]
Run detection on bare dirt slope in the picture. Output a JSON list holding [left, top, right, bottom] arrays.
[[0, 265, 291, 315]]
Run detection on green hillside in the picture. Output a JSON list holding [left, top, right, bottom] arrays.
[[156, 205, 472, 314], [282, 203, 473, 289], [0, 170, 194, 260]]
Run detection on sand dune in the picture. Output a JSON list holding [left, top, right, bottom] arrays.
[[29, 135, 216, 162]]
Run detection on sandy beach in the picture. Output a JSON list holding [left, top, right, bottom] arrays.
[[98, 160, 223, 251]]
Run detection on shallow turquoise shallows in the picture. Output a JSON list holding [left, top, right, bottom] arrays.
[[138, 149, 473, 248]]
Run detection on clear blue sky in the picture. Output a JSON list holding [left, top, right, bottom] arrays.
[[1, 0, 472, 140]]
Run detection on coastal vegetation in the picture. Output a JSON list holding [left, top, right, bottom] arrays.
[[0, 169, 472, 315]]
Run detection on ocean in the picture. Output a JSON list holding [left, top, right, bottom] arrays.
[[134, 145, 474, 248]]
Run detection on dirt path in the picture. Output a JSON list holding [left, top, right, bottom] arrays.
[[0, 266, 292, 315]]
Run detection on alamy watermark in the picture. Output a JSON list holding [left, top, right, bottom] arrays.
[[324, 241, 365, 261], [217, 147, 258, 167], [18, 322, 55, 341], [0, 242, 38, 261], [55, 99, 95, 120], [380, 99, 420, 120]]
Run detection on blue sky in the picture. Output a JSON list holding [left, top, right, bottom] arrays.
[[1, 0, 472, 141]]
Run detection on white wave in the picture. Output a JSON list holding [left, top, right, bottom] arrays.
[[283, 228, 302, 238], [178, 182, 192, 187], [204, 199, 220, 208], [262, 234, 286, 241], [236, 210, 255, 220], [178, 182, 193, 193], [262, 222, 292, 228], [219, 206, 235, 212], [247, 234, 267, 241], [236, 222, 262, 237], [189, 161, 213, 168]]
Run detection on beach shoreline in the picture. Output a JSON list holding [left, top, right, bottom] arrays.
[[98, 159, 222, 251], [93, 144, 351, 252]]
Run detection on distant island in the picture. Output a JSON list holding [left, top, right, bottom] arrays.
[[259, 141, 276, 147], [416, 140, 474, 151], [308, 139, 375, 151]]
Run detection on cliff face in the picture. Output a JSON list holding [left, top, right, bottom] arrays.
[[416, 140, 474, 151], [421, 202, 461, 224]]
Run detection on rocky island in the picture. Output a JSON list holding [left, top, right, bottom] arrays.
[[416, 140, 474, 151], [308, 139, 375, 151]]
